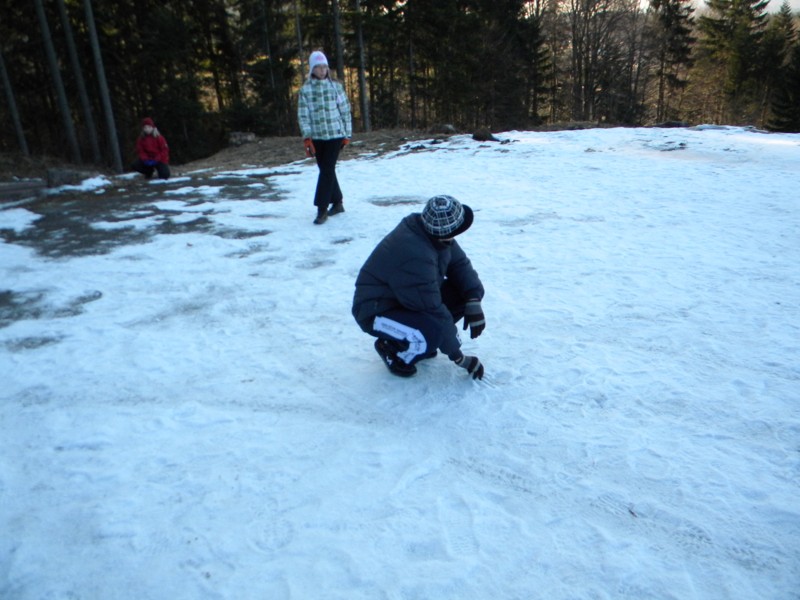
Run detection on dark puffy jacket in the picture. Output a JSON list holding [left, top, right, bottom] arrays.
[[352, 214, 484, 359]]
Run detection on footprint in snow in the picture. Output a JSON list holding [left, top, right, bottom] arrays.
[[437, 494, 479, 557]]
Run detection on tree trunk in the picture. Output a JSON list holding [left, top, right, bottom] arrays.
[[405, 2, 417, 129], [84, 0, 123, 173], [35, 0, 82, 163], [56, 0, 101, 164], [294, 0, 305, 79], [260, 1, 278, 92], [332, 0, 346, 83], [657, 52, 667, 122], [0, 48, 29, 156], [259, 1, 286, 135], [354, 0, 370, 131]]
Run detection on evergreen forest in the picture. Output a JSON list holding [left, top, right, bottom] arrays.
[[1, 0, 799, 169]]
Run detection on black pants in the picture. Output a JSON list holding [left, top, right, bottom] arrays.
[[312, 138, 343, 208], [132, 159, 170, 180], [365, 280, 468, 365]]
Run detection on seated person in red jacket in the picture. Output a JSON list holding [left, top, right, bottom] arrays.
[[132, 117, 170, 179]]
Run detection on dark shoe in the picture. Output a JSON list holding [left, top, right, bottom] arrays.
[[374, 338, 417, 377], [419, 349, 438, 361], [313, 209, 328, 225], [328, 203, 345, 216]]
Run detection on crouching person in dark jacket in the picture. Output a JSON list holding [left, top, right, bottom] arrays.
[[352, 195, 486, 379]]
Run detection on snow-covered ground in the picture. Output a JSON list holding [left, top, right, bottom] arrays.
[[1, 126, 798, 599]]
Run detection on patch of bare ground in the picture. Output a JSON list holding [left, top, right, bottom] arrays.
[[178, 129, 447, 175], [0, 153, 93, 183], [0, 129, 448, 186], [1, 123, 611, 185]]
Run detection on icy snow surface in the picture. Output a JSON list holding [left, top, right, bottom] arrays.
[[1, 127, 799, 599]]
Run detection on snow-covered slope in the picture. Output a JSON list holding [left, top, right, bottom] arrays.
[[1, 126, 798, 599]]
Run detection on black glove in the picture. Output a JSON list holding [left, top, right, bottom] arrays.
[[462, 300, 485, 339], [455, 354, 484, 380]]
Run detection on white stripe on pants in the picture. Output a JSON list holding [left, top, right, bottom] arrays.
[[373, 316, 428, 364]]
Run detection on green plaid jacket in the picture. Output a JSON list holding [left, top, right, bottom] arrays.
[[298, 78, 352, 141]]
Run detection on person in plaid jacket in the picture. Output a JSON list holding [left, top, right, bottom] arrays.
[[297, 50, 352, 225]]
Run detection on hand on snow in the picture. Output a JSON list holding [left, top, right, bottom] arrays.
[[454, 354, 484, 380], [462, 300, 485, 339]]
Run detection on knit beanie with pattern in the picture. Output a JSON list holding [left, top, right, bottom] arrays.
[[420, 195, 474, 239]]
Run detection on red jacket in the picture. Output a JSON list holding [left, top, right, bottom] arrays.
[[136, 132, 170, 164]]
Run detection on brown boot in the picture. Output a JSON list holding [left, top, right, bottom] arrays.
[[328, 203, 345, 216]]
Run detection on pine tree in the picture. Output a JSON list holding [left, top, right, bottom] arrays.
[[768, 42, 800, 132], [759, 1, 796, 125], [649, 0, 694, 123], [697, 0, 770, 122], [520, 9, 552, 125]]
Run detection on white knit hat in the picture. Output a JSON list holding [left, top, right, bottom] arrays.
[[308, 51, 329, 77], [421, 195, 474, 238]]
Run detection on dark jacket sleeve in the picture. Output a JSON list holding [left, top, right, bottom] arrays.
[[445, 242, 484, 301]]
